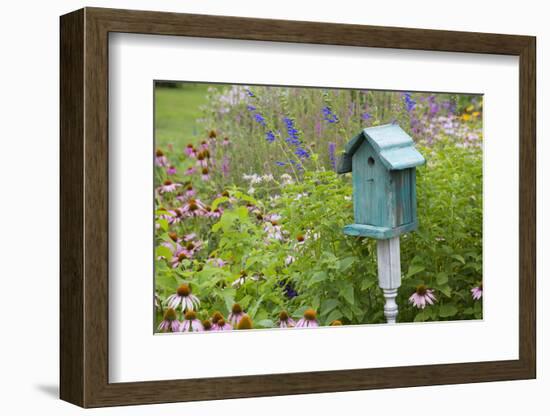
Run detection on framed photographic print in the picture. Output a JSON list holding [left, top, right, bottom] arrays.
[[60, 7, 536, 408]]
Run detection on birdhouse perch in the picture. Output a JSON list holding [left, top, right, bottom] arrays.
[[338, 124, 425, 323]]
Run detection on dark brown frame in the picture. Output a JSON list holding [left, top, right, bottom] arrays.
[[60, 7, 536, 408]]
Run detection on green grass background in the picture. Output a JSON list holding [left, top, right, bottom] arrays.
[[154, 83, 212, 147]]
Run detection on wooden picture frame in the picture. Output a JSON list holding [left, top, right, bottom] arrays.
[[60, 7, 536, 408]]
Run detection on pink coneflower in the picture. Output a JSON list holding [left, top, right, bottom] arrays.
[[185, 166, 197, 175], [236, 315, 253, 330], [201, 167, 210, 181], [264, 219, 283, 241], [166, 284, 200, 312], [166, 165, 177, 175], [157, 308, 180, 333], [295, 233, 306, 245], [222, 137, 230, 146], [200, 140, 209, 151], [184, 233, 196, 241], [208, 207, 223, 219], [179, 310, 204, 332], [208, 130, 217, 139], [155, 149, 168, 167], [170, 250, 189, 268], [196, 151, 208, 168], [277, 311, 296, 328], [471, 283, 483, 300], [228, 304, 245, 326], [202, 319, 213, 331], [181, 240, 203, 257], [184, 184, 196, 197], [409, 285, 437, 309], [296, 309, 319, 328], [180, 198, 208, 217], [211, 317, 232, 331], [158, 179, 180, 194], [231, 271, 248, 288], [207, 257, 227, 267], [184, 144, 196, 157], [167, 208, 185, 225]]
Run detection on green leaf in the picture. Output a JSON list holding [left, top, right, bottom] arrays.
[[325, 309, 343, 324], [157, 218, 169, 231], [406, 264, 425, 278], [438, 285, 452, 298], [320, 298, 340, 316], [436, 272, 449, 285], [211, 196, 229, 210], [256, 319, 274, 328], [451, 254, 465, 264], [155, 245, 172, 260], [310, 271, 328, 284], [341, 283, 354, 305], [360, 279, 376, 291], [338, 256, 356, 272], [439, 304, 458, 318], [221, 288, 236, 314], [414, 309, 430, 322]]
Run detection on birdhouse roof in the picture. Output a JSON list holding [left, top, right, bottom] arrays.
[[337, 124, 426, 173]]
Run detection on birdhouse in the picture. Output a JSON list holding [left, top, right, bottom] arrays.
[[337, 124, 425, 239]]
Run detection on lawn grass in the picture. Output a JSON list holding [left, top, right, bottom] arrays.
[[154, 83, 212, 148]]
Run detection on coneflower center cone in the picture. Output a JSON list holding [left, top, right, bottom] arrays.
[[176, 284, 191, 297], [304, 309, 317, 321]]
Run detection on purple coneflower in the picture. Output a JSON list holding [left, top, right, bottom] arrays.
[[296, 309, 319, 328], [202, 320, 212, 331], [185, 166, 197, 175], [155, 149, 168, 167], [206, 257, 227, 268], [222, 137, 230, 146], [166, 284, 200, 312], [173, 240, 202, 261], [236, 315, 253, 330], [264, 219, 283, 241], [167, 208, 184, 225], [184, 144, 196, 157], [179, 310, 204, 332], [170, 250, 189, 268], [330, 320, 343, 326], [157, 308, 180, 333], [180, 198, 208, 217], [166, 165, 177, 175], [196, 151, 208, 168], [277, 311, 296, 328], [184, 184, 196, 197], [228, 304, 245, 326], [200, 139, 210, 150], [211, 317, 232, 331], [201, 167, 210, 181], [208, 207, 223, 219], [471, 283, 483, 300], [158, 179, 180, 194], [409, 285, 436, 309]]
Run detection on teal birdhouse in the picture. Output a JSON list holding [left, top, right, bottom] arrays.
[[337, 124, 425, 239]]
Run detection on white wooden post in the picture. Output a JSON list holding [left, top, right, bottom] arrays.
[[376, 236, 401, 323]]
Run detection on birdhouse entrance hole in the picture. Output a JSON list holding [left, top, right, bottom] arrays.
[[368, 156, 375, 166]]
